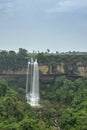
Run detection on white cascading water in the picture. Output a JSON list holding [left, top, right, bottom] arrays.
[[26, 59, 40, 106]]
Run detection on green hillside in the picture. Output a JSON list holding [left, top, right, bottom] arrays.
[[0, 76, 87, 130]]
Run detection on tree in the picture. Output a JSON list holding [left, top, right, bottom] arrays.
[[47, 49, 50, 53], [9, 50, 16, 56], [0, 80, 8, 97], [18, 48, 28, 57]]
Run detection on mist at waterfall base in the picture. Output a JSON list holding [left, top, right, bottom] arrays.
[[26, 59, 40, 107]]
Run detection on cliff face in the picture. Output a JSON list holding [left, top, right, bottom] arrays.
[[1, 62, 87, 76], [77, 63, 87, 76]]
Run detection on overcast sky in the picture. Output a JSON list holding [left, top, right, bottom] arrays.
[[0, 0, 87, 52]]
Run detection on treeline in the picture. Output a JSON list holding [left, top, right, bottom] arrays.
[[0, 48, 87, 72], [0, 48, 29, 71]]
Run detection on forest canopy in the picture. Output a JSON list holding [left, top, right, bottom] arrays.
[[0, 76, 87, 130]]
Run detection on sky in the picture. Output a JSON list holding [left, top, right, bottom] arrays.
[[0, 0, 87, 52]]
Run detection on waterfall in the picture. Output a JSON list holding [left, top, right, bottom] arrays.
[[26, 59, 40, 106]]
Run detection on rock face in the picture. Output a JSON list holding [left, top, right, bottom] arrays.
[[57, 63, 65, 74], [39, 65, 49, 74], [1, 62, 87, 76], [0, 61, 87, 83], [75, 62, 87, 76], [39, 62, 87, 76]]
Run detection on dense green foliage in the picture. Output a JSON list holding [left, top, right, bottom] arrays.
[[0, 48, 87, 129], [40, 76, 87, 130], [0, 76, 87, 130], [0, 80, 58, 130]]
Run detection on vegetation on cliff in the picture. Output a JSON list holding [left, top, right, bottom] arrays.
[[0, 48, 87, 73]]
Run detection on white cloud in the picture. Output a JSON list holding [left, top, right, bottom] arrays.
[[47, 0, 87, 13]]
